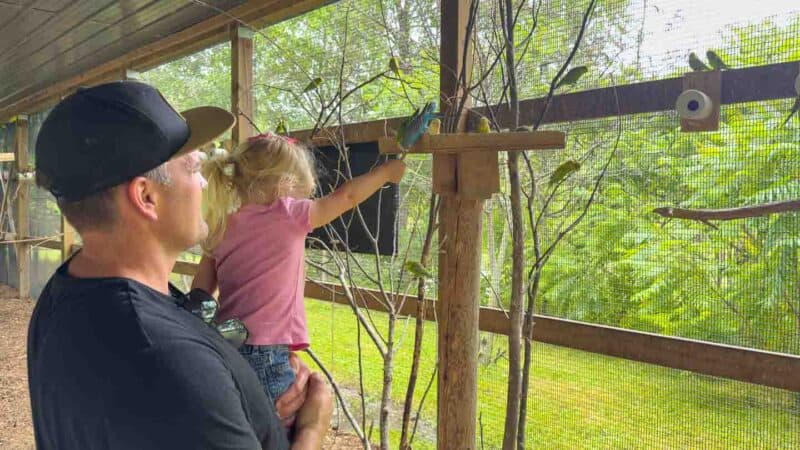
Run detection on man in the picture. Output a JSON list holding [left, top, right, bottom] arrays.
[[27, 80, 332, 449]]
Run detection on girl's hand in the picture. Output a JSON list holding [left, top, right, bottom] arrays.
[[381, 159, 406, 184]]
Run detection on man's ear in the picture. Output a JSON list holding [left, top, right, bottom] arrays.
[[125, 177, 159, 221]]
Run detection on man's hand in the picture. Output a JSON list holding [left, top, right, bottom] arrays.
[[291, 373, 333, 450], [274, 353, 333, 450], [275, 353, 310, 426]]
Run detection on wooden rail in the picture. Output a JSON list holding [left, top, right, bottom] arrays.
[[288, 61, 800, 146], [168, 258, 800, 392]]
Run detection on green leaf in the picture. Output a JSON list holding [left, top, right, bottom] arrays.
[[555, 66, 588, 90], [549, 159, 581, 186]]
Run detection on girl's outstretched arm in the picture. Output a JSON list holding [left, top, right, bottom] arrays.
[[309, 159, 406, 229]]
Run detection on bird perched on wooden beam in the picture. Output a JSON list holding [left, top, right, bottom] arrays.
[[396, 101, 438, 151]]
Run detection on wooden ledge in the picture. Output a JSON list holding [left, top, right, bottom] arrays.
[[378, 130, 566, 155]]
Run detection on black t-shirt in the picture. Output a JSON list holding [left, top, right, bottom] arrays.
[[27, 260, 289, 449]]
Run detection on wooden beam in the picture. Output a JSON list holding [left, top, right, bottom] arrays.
[[378, 130, 565, 155], [291, 117, 404, 147], [477, 61, 799, 128], [60, 216, 76, 262], [231, 25, 255, 144], [13, 116, 29, 298], [0, 0, 337, 122], [0, 153, 14, 162]]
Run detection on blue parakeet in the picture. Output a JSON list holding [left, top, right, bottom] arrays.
[[397, 101, 438, 150]]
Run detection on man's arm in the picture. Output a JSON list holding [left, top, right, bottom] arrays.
[[157, 338, 290, 449]]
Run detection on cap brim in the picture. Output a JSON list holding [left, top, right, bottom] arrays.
[[174, 106, 236, 157]]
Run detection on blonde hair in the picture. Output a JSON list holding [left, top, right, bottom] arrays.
[[202, 135, 317, 251]]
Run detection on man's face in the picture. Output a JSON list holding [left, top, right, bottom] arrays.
[[156, 151, 208, 251]]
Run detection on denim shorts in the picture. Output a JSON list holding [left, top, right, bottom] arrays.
[[238, 344, 296, 403]]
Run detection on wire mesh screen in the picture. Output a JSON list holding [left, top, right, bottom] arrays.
[[0, 111, 63, 298], [251, 0, 441, 130], [3, 0, 798, 447]]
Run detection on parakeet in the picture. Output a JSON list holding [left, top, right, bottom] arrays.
[[275, 118, 288, 135], [689, 52, 710, 71], [549, 159, 581, 186], [706, 50, 729, 70], [389, 57, 401, 77], [477, 116, 491, 133], [428, 118, 441, 135], [396, 101, 438, 150], [405, 260, 433, 279], [302, 77, 323, 93], [555, 65, 588, 90], [782, 96, 800, 128]]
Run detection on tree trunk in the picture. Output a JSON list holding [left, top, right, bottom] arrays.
[[400, 194, 438, 449], [502, 0, 524, 447]]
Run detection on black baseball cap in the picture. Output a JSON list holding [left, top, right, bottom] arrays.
[[35, 80, 235, 202]]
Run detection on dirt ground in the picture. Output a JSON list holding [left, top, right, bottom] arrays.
[[0, 287, 365, 450]]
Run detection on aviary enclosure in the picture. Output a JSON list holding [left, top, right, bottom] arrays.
[[0, 0, 798, 448]]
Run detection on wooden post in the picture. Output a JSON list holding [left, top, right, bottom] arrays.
[[436, 1, 498, 449], [231, 25, 254, 144], [13, 115, 30, 298], [61, 216, 75, 262]]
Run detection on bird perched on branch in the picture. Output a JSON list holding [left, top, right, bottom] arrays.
[[396, 101, 438, 151]]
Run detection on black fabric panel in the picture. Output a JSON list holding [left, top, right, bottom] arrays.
[[307, 142, 399, 256]]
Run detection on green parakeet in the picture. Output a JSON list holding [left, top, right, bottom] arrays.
[[689, 52, 710, 71], [275, 118, 288, 135], [405, 261, 433, 279], [555, 66, 588, 90], [477, 116, 491, 133], [428, 118, 441, 135], [389, 57, 401, 77], [706, 50, 729, 70], [549, 159, 581, 186], [302, 77, 323, 93]]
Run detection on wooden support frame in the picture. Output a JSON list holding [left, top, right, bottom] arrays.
[[435, 1, 487, 447], [285, 61, 800, 147], [231, 25, 255, 144], [13, 116, 30, 298], [164, 257, 800, 393], [378, 130, 565, 155], [0, 0, 337, 122], [61, 217, 76, 262], [680, 70, 722, 132]]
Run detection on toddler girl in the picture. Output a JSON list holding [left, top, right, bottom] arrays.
[[192, 133, 405, 413]]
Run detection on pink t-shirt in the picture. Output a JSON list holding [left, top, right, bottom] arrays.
[[212, 197, 313, 350]]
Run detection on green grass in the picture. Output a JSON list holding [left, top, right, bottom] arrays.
[[302, 299, 799, 449]]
